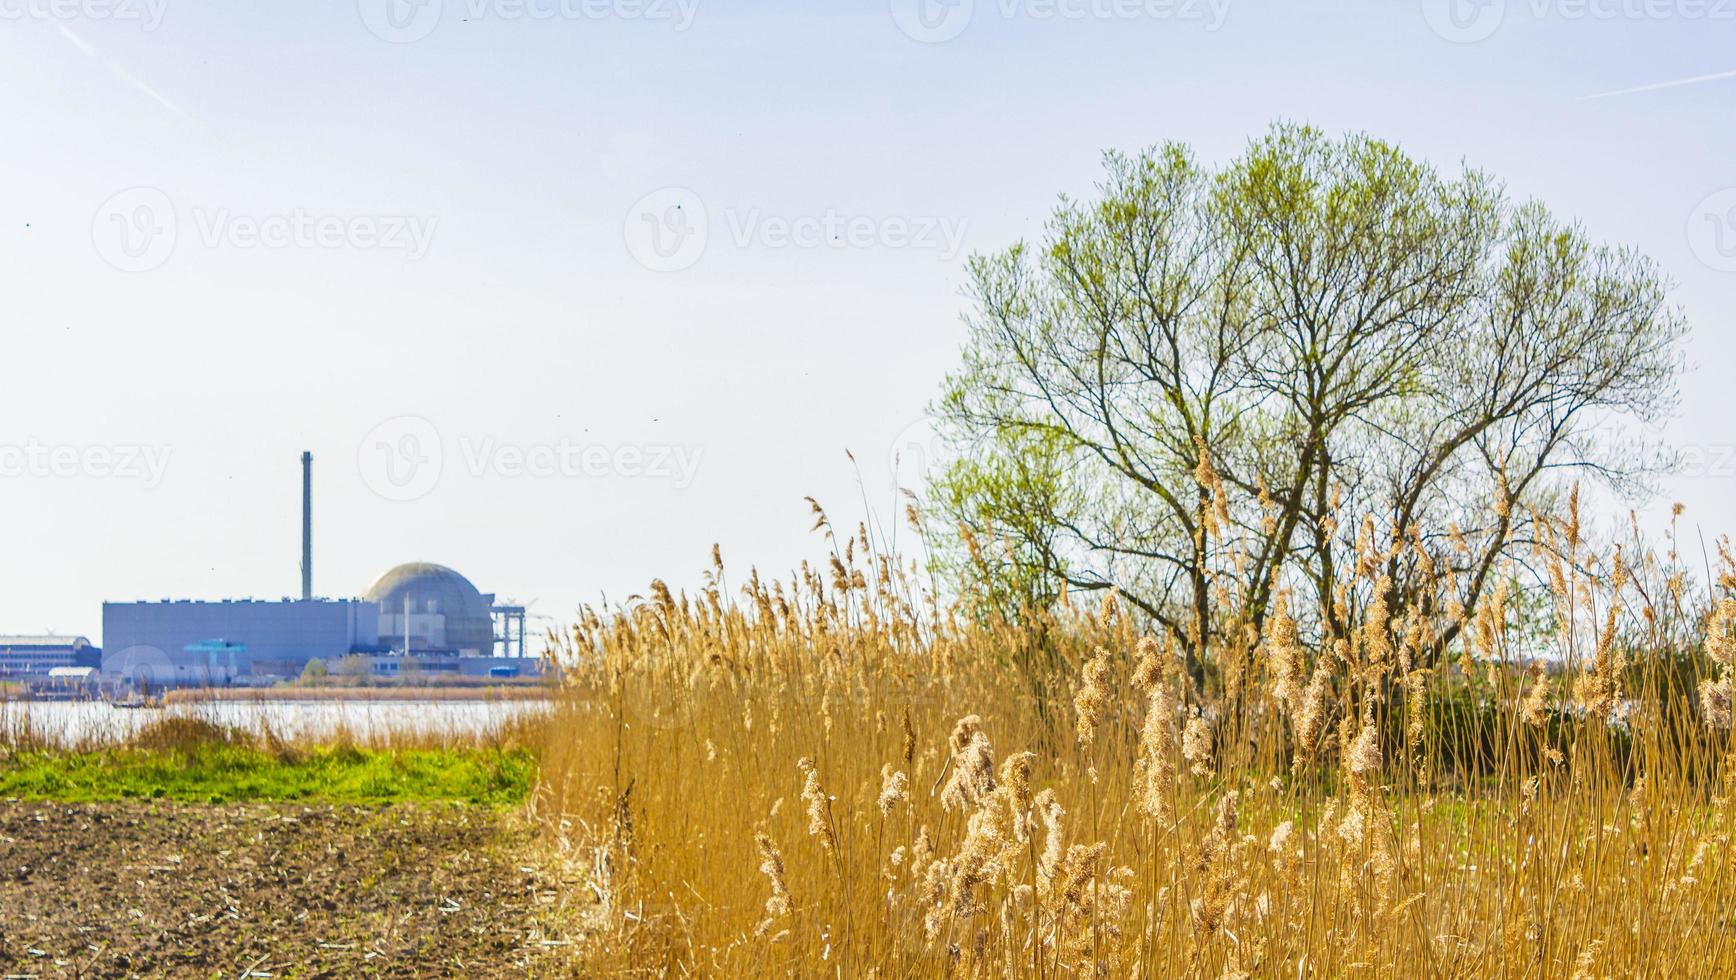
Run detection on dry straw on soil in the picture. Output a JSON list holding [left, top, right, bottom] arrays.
[[536, 502, 1736, 977]]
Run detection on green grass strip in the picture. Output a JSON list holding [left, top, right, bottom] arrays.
[[0, 745, 537, 806]]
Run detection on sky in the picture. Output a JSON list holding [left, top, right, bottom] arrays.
[[1, 0, 1733, 644]]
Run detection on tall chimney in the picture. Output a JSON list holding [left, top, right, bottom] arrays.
[[301, 451, 313, 601]]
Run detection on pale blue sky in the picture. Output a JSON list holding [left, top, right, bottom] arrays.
[[2, 0, 1733, 642]]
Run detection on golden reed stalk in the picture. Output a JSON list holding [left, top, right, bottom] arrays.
[[534, 507, 1736, 977]]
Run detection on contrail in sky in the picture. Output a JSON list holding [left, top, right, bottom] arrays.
[[1581, 68, 1736, 101], [54, 22, 189, 120]]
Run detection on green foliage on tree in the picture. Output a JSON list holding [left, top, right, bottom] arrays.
[[933, 123, 1686, 679], [298, 658, 329, 685], [334, 654, 374, 682]]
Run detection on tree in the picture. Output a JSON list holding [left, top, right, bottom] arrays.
[[934, 124, 1686, 682], [334, 654, 374, 683]]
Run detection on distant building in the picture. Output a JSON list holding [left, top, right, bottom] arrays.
[[0, 635, 100, 678], [365, 563, 498, 656], [43, 666, 100, 693], [184, 639, 252, 683], [103, 598, 379, 685], [100, 563, 541, 686], [88, 455, 542, 688]]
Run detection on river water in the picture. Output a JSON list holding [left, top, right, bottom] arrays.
[[1, 698, 551, 747]]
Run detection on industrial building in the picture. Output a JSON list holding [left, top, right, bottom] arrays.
[[0, 635, 101, 678], [93, 453, 543, 688], [101, 598, 379, 684], [101, 564, 538, 685], [367, 562, 500, 656]]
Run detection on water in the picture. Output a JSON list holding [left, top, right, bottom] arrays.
[[1, 698, 550, 746]]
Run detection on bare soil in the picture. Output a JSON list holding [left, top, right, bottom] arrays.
[[0, 800, 581, 978]]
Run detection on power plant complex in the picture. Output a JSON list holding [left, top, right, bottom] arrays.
[[4, 453, 542, 690]]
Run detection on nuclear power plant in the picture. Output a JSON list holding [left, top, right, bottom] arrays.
[[69, 452, 541, 688]]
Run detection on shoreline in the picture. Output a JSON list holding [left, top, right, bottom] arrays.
[[160, 685, 553, 704]]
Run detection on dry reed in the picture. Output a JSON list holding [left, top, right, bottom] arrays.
[[535, 503, 1736, 977]]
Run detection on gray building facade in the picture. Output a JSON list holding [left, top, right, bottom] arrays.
[[102, 599, 381, 684], [0, 635, 100, 677]]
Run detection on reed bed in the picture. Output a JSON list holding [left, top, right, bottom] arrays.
[[536, 504, 1736, 977]]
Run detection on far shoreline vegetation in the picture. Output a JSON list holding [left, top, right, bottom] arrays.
[[167, 676, 553, 702]]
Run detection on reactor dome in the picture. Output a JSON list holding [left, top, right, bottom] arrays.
[[363, 562, 496, 655]]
